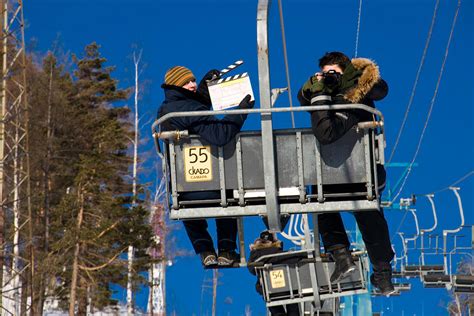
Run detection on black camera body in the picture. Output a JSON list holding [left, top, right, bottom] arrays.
[[259, 230, 275, 242], [322, 70, 342, 88]]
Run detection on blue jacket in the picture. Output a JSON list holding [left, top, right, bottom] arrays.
[[158, 84, 247, 146]]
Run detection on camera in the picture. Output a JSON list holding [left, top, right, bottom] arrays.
[[322, 70, 342, 88], [259, 230, 275, 242]]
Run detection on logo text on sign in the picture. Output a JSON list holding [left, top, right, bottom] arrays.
[[184, 146, 213, 182], [270, 269, 286, 289]]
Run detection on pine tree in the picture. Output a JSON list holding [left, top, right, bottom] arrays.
[[27, 51, 75, 313], [7, 42, 155, 315], [26, 43, 153, 314]]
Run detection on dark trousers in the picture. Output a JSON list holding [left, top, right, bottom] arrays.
[[269, 304, 300, 316], [318, 209, 394, 264], [180, 190, 237, 254], [183, 218, 237, 254]]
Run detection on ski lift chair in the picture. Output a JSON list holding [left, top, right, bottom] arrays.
[[250, 249, 368, 314], [152, 0, 387, 313]]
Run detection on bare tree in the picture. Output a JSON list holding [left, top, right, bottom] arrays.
[[126, 49, 142, 315], [447, 257, 473, 315]]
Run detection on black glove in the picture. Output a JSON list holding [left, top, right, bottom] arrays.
[[197, 69, 221, 105], [202, 69, 221, 82], [238, 94, 255, 109]]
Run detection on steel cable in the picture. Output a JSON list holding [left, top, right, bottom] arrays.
[[417, 170, 474, 196], [388, 0, 440, 163], [390, 0, 462, 205], [389, 0, 462, 243], [278, 0, 295, 128], [354, 0, 363, 57]]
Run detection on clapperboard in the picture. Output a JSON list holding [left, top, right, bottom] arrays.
[[207, 60, 255, 111]]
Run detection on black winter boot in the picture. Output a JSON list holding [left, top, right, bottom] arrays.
[[371, 261, 396, 296], [330, 247, 356, 283]]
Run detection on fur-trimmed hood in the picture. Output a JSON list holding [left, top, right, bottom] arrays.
[[249, 239, 283, 251], [343, 58, 381, 103]]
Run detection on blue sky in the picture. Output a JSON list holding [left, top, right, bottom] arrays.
[[26, 0, 473, 315]]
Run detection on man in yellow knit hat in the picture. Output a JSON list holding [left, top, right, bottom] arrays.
[[158, 66, 254, 267]]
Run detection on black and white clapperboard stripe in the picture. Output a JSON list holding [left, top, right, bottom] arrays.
[[218, 60, 244, 77], [207, 72, 249, 88]]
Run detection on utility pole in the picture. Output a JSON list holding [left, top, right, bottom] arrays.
[[0, 0, 32, 314]]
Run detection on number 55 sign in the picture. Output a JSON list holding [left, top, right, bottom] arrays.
[[184, 146, 213, 182]]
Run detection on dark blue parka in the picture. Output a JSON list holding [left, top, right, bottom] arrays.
[[158, 84, 247, 146], [158, 83, 244, 254]]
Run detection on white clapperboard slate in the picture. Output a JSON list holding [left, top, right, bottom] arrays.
[[207, 73, 254, 110]]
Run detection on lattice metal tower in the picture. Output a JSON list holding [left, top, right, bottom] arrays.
[[0, 0, 32, 314]]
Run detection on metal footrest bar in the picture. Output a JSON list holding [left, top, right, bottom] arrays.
[[170, 200, 380, 220]]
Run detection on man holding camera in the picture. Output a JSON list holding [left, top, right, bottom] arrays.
[[298, 52, 395, 295], [247, 231, 300, 316]]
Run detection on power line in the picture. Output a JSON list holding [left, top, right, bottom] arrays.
[[354, 0, 363, 57], [390, 0, 462, 205], [388, 0, 440, 163]]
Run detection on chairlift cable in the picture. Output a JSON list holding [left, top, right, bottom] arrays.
[[388, 0, 441, 163], [354, 0, 363, 57], [390, 209, 410, 243], [416, 169, 474, 196], [389, 0, 461, 205], [278, 0, 295, 128], [434, 169, 473, 193]]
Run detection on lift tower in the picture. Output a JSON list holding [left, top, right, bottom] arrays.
[[0, 0, 32, 314]]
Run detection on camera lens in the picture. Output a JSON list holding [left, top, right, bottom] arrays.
[[323, 71, 341, 88]]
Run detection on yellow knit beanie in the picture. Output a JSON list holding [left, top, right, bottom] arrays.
[[164, 66, 195, 87]]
